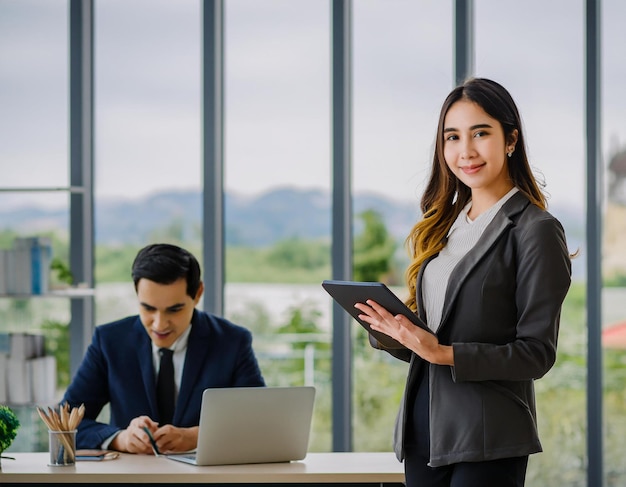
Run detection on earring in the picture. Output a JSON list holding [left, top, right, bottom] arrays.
[[507, 151, 513, 158]]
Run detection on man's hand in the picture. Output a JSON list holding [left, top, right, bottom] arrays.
[[111, 416, 159, 454], [152, 424, 199, 453], [111, 416, 199, 454]]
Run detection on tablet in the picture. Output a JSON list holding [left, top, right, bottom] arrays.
[[321, 280, 432, 349]]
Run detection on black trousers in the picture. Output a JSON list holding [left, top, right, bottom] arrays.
[[404, 448, 528, 487], [403, 366, 529, 487]]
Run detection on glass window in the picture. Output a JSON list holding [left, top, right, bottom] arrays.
[[602, 0, 626, 483], [0, 0, 69, 453], [352, 0, 452, 451], [475, 1, 586, 484], [0, 0, 68, 192], [4, 2, 617, 469], [94, 0, 202, 323], [224, 0, 331, 451]]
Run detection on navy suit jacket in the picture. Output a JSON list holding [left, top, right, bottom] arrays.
[[62, 309, 265, 449]]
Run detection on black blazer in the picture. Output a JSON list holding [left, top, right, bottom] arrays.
[[63, 309, 265, 449], [376, 191, 572, 467]]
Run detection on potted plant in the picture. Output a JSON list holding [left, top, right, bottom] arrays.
[[0, 405, 20, 470]]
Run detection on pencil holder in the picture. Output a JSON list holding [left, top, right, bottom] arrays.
[[48, 430, 76, 466]]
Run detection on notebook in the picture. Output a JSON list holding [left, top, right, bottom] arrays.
[[166, 386, 316, 466]]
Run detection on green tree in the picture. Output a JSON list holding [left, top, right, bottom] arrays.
[[274, 303, 330, 376], [267, 237, 329, 270], [0, 229, 19, 249], [277, 304, 327, 349], [41, 320, 71, 389], [353, 209, 396, 282], [95, 245, 139, 283], [273, 303, 331, 451]]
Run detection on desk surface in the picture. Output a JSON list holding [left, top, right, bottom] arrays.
[[0, 452, 404, 484]]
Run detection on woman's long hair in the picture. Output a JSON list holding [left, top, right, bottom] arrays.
[[404, 78, 546, 311]]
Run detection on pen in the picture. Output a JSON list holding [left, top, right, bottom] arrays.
[[142, 426, 161, 456]]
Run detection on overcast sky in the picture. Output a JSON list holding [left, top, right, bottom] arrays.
[[1, 0, 625, 211]]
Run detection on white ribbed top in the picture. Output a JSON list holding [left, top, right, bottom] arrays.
[[421, 188, 518, 331]]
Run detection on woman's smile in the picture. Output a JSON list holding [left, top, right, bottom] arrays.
[[460, 163, 486, 174]]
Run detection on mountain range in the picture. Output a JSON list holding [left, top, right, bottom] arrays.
[[0, 187, 584, 249]]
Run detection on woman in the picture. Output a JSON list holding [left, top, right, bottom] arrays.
[[355, 78, 572, 486]]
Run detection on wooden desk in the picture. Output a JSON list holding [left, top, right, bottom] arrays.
[[0, 452, 405, 486]]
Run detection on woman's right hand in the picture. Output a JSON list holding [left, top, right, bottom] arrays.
[[355, 299, 454, 365]]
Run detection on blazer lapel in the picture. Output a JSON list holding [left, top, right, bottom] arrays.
[[416, 254, 435, 325], [437, 191, 530, 332], [175, 310, 210, 422], [134, 319, 159, 419]]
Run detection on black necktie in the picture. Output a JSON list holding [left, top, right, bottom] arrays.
[[156, 348, 175, 424]]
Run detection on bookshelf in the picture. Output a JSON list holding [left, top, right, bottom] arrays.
[[0, 1, 95, 453], [0, 206, 95, 368], [0, 234, 94, 452], [0, 0, 96, 376]]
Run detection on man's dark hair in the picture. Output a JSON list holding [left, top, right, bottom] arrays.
[[131, 243, 201, 298]]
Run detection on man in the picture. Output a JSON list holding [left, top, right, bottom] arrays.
[[62, 243, 265, 453]]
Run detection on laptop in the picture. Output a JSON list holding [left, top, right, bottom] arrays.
[[166, 386, 316, 466]]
